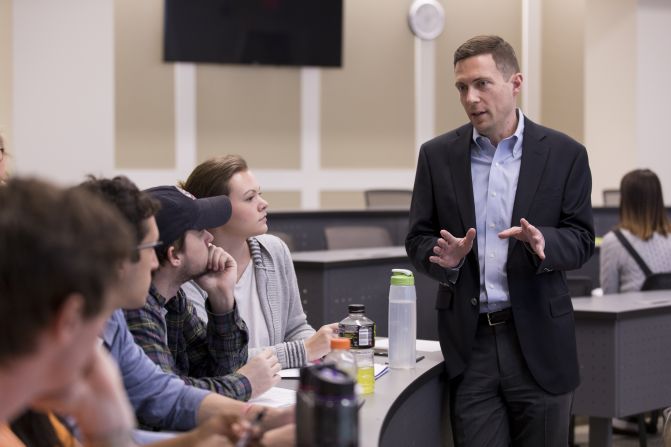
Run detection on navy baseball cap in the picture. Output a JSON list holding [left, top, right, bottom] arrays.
[[145, 186, 232, 246]]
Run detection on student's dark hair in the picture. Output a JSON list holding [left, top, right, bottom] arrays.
[[0, 177, 134, 364], [180, 154, 248, 199], [619, 169, 671, 240], [11, 411, 69, 447], [155, 233, 186, 266], [453, 35, 520, 77], [78, 175, 161, 261]]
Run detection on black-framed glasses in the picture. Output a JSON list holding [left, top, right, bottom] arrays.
[[136, 240, 163, 251]]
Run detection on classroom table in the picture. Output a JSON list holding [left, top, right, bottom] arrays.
[[291, 246, 439, 340], [280, 339, 451, 447], [572, 291, 671, 447]]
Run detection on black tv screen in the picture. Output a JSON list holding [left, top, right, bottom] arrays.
[[164, 0, 343, 67]]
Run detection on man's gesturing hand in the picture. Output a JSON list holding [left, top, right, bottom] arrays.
[[498, 218, 546, 260], [429, 228, 476, 269]]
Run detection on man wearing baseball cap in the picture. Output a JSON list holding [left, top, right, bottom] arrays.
[[124, 186, 280, 401]]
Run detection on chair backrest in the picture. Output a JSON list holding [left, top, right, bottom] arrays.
[[566, 275, 593, 297], [364, 189, 413, 209], [324, 225, 393, 250], [602, 189, 621, 207], [267, 231, 295, 252]]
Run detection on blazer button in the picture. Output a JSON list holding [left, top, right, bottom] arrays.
[[470, 297, 478, 306]]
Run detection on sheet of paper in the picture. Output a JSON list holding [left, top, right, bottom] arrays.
[[278, 368, 300, 378], [249, 386, 296, 407], [374, 363, 389, 379], [375, 338, 441, 353]]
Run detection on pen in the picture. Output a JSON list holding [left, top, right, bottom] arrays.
[[235, 408, 267, 447]]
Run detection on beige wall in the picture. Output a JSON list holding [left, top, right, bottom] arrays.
[[196, 66, 301, 169], [435, 0, 522, 135], [262, 190, 302, 211], [541, 0, 585, 143], [584, 0, 637, 204], [0, 0, 11, 157], [115, 0, 175, 169], [321, 0, 415, 169], [320, 190, 366, 209]]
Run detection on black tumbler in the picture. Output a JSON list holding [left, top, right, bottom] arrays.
[[296, 364, 359, 447]]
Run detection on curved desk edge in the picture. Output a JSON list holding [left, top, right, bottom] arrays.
[[360, 349, 447, 447]]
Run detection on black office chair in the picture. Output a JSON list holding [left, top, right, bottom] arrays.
[[364, 189, 412, 210]]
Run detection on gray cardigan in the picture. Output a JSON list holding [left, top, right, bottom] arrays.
[[599, 229, 671, 294], [183, 234, 316, 368]]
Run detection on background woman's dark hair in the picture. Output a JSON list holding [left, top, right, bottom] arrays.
[[619, 169, 671, 240], [180, 154, 248, 199]]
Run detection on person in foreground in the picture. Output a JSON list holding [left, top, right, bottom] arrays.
[[405, 35, 594, 446], [600, 169, 671, 294], [181, 155, 337, 368], [79, 176, 294, 446], [0, 178, 251, 447], [124, 185, 280, 401]]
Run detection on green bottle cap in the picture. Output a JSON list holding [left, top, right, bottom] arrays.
[[390, 268, 414, 286]]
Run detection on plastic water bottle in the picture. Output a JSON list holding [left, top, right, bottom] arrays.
[[323, 337, 358, 381], [338, 304, 375, 394], [388, 269, 417, 369]]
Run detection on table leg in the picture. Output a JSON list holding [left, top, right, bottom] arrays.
[[588, 417, 613, 447]]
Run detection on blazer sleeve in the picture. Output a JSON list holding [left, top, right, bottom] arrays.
[[535, 145, 595, 273], [406, 144, 460, 286]]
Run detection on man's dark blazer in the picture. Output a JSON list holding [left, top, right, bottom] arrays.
[[405, 117, 594, 395]]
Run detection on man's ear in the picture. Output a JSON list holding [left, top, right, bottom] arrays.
[[50, 294, 85, 345], [511, 72, 523, 96], [166, 245, 182, 267]]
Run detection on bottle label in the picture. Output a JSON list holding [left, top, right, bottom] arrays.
[[338, 324, 375, 349]]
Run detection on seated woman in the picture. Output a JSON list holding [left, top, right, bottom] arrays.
[[600, 169, 671, 294], [181, 155, 337, 368]]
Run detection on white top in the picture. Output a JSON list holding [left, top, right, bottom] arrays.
[[235, 261, 270, 349]]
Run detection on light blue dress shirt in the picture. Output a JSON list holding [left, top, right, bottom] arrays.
[[471, 110, 525, 312], [103, 309, 209, 430]]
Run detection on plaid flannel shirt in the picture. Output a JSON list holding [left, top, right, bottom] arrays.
[[124, 285, 252, 400]]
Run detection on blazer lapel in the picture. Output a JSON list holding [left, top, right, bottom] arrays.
[[508, 118, 550, 255], [448, 126, 478, 259]]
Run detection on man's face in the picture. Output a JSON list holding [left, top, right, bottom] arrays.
[[116, 217, 160, 310], [179, 229, 214, 280], [37, 292, 115, 400], [454, 53, 522, 144]]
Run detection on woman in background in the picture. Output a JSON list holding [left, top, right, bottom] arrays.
[[182, 155, 337, 369], [600, 168, 671, 294]]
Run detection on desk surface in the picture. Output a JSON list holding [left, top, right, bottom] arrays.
[[291, 246, 407, 264], [361, 346, 445, 446], [281, 339, 447, 447], [572, 290, 671, 319]]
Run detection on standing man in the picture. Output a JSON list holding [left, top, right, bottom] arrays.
[[406, 35, 594, 446]]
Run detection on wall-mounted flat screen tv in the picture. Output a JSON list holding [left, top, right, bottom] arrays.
[[164, 0, 343, 67]]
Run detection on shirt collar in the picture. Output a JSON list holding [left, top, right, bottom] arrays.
[[473, 109, 525, 157], [148, 284, 169, 306], [149, 283, 186, 312]]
